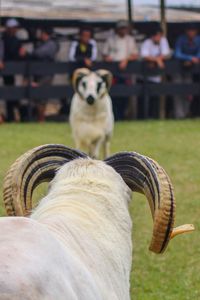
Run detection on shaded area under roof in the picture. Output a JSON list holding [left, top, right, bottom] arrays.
[[0, 0, 200, 21]]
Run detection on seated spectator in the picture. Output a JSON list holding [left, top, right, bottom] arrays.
[[174, 24, 200, 118], [175, 25, 200, 63], [141, 26, 170, 76], [0, 39, 4, 123], [69, 27, 97, 68], [30, 28, 59, 62], [103, 20, 138, 69], [0, 38, 4, 70], [21, 27, 59, 122], [139, 26, 170, 119], [103, 20, 138, 120], [2, 18, 25, 122]]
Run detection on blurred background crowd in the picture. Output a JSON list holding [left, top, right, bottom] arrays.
[[0, 18, 200, 122]]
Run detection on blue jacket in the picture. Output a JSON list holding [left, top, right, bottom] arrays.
[[174, 35, 200, 61]]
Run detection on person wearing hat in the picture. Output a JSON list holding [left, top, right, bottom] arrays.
[[0, 39, 5, 123], [103, 20, 138, 120], [139, 26, 170, 119], [174, 24, 200, 118], [2, 18, 25, 122], [103, 20, 138, 70], [3, 18, 24, 62], [0, 39, 4, 70]]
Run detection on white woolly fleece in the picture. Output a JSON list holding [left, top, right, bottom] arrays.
[[0, 159, 133, 300]]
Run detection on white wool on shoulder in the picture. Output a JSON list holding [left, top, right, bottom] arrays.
[[31, 159, 132, 300]]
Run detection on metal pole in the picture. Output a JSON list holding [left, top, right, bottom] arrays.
[[160, 0, 167, 120], [0, 0, 2, 30], [127, 0, 133, 27], [0, 0, 2, 48], [160, 0, 167, 35]]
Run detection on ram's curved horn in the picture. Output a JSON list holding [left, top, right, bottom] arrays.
[[105, 152, 194, 254], [3, 144, 88, 216], [95, 69, 113, 90], [72, 68, 91, 91]]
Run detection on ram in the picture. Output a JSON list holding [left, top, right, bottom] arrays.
[[69, 68, 114, 158], [1, 145, 194, 300]]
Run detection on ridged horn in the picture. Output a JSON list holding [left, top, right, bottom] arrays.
[[95, 69, 113, 90], [105, 152, 194, 254], [3, 144, 88, 216], [72, 68, 91, 92]]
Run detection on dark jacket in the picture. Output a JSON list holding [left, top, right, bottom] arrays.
[[0, 39, 4, 61], [2, 32, 22, 61], [69, 40, 97, 62]]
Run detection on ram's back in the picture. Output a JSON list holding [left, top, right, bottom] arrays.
[[0, 217, 100, 300]]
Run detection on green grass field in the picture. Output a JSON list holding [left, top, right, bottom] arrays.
[[0, 121, 199, 299]]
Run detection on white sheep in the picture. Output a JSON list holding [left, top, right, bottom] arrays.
[[69, 68, 114, 158], [2, 144, 194, 300]]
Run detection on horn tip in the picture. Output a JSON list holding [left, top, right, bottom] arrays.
[[171, 224, 195, 239]]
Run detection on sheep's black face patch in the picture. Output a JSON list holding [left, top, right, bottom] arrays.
[[76, 73, 107, 103], [82, 81, 87, 90], [97, 81, 103, 94], [77, 77, 87, 99]]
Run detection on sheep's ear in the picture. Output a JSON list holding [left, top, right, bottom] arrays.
[[72, 68, 91, 91], [96, 69, 113, 90]]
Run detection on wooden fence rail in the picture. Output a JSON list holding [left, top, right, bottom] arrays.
[[0, 60, 200, 119]]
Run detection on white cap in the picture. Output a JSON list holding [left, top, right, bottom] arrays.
[[116, 20, 129, 29], [6, 18, 20, 28]]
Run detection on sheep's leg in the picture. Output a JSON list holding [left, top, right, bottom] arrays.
[[74, 138, 82, 151], [75, 142, 80, 150], [103, 137, 110, 159], [88, 145, 94, 158], [89, 138, 103, 159]]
